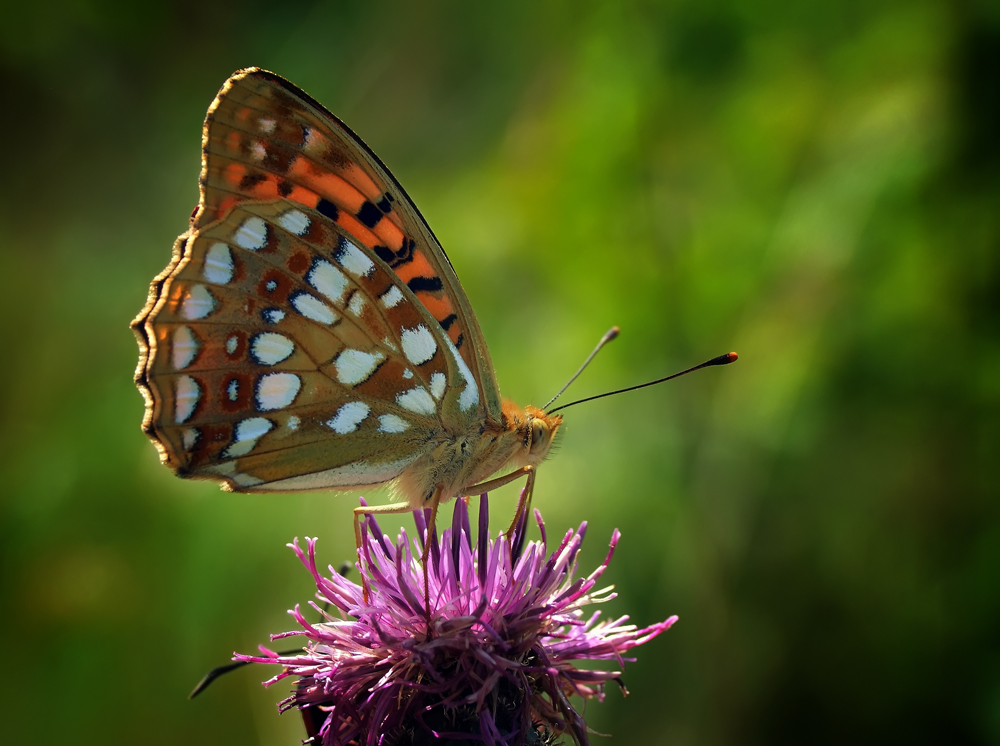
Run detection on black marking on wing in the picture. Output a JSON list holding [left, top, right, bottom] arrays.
[[407, 276, 444, 293], [249, 69, 460, 274], [240, 172, 267, 190], [316, 198, 339, 221], [371, 236, 415, 269], [356, 200, 382, 228]]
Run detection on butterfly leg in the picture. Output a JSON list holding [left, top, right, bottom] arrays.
[[457, 465, 537, 537], [422, 484, 445, 615], [505, 466, 537, 538], [457, 465, 535, 497], [354, 501, 413, 603]]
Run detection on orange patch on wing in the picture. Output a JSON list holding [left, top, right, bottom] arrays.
[[165, 283, 186, 315], [288, 157, 366, 212], [337, 213, 379, 248], [224, 163, 247, 187], [373, 218, 404, 251], [236, 107, 251, 122], [394, 249, 436, 285], [246, 178, 280, 200], [228, 168, 322, 212], [215, 196, 239, 218], [286, 185, 321, 210], [415, 292, 456, 324], [225, 131, 241, 152]]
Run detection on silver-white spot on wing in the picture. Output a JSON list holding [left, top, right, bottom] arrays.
[[181, 428, 199, 450], [430, 372, 447, 400], [347, 292, 366, 317], [174, 375, 200, 424], [227, 379, 239, 401], [379, 286, 404, 309], [396, 387, 436, 416], [255, 372, 301, 411], [291, 292, 338, 325], [181, 285, 215, 320], [224, 416, 273, 458], [250, 141, 266, 162], [203, 242, 234, 284], [327, 401, 370, 434], [234, 216, 268, 250], [336, 239, 375, 277], [278, 209, 310, 236], [250, 332, 295, 366], [442, 335, 480, 411], [401, 325, 437, 366], [226, 335, 239, 355], [307, 259, 350, 305], [172, 326, 199, 370], [334, 349, 385, 386], [235, 417, 273, 441], [378, 414, 410, 433]]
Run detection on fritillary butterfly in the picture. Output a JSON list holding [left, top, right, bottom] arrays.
[[132, 68, 562, 533]]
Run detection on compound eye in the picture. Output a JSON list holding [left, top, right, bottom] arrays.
[[531, 421, 546, 448]]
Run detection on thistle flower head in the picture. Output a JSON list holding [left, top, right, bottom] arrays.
[[238, 495, 676, 745]]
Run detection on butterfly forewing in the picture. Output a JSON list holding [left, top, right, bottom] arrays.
[[136, 197, 482, 492], [194, 68, 503, 421]]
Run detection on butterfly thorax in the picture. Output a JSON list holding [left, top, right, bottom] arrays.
[[394, 401, 562, 507]]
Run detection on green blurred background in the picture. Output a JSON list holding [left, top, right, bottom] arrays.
[[2, 0, 999, 743]]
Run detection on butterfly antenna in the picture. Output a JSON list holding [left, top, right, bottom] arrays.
[[548, 351, 738, 414], [543, 326, 620, 410]]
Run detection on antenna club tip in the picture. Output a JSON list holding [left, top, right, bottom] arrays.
[[605, 326, 620, 341], [705, 351, 738, 367]]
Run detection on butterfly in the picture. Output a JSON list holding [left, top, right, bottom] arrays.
[[132, 68, 564, 541]]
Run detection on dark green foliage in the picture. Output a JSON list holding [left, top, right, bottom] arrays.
[[1, 1, 998, 744]]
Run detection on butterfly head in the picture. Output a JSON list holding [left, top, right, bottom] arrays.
[[522, 405, 563, 466]]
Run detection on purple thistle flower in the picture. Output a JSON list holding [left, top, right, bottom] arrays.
[[237, 494, 677, 746]]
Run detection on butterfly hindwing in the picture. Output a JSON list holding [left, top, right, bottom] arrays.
[[135, 200, 481, 492]]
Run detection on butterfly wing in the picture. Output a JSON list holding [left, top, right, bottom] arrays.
[[203, 68, 502, 420], [133, 69, 500, 493]]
